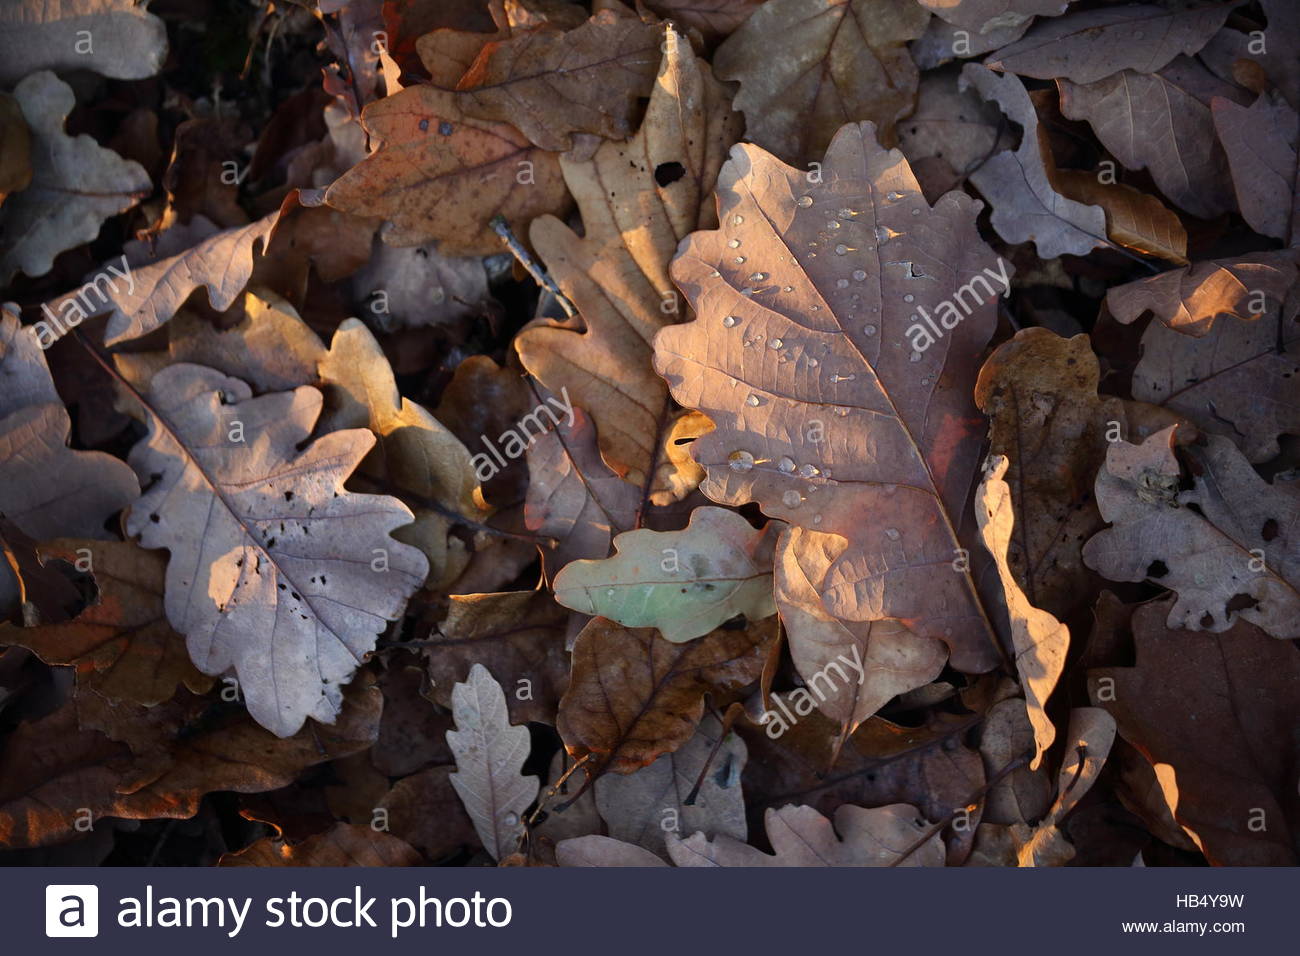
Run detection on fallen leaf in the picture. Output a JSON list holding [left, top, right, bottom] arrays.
[[1133, 305, 1299, 463], [0, 539, 210, 706], [0, 71, 150, 282], [595, 713, 747, 858], [425, 590, 570, 724], [558, 616, 774, 775], [1052, 170, 1188, 265], [452, 10, 663, 150], [446, 662, 539, 860], [1057, 57, 1247, 219], [0, 0, 168, 84], [221, 823, 421, 865], [655, 122, 1008, 683], [1105, 250, 1297, 336], [1091, 597, 1299, 865], [123, 362, 428, 736], [319, 319, 488, 588], [712, 0, 930, 166], [642, 0, 761, 42], [555, 834, 670, 865], [917, 0, 1070, 34], [668, 802, 945, 866], [961, 64, 1107, 258], [324, 86, 569, 255], [0, 92, 32, 205], [975, 456, 1069, 770], [0, 310, 139, 541], [554, 506, 778, 642], [1083, 427, 1300, 638], [1212, 91, 1299, 243], [517, 32, 741, 489], [896, 72, 1015, 202], [378, 765, 481, 860], [985, 2, 1237, 84], [92, 214, 280, 347]]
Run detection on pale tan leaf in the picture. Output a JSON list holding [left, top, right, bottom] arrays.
[[555, 834, 670, 866], [517, 33, 741, 488], [976, 456, 1069, 770], [1052, 170, 1188, 265], [0, 72, 150, 282], [0, 0, 167, 84], [123, 363, 428, 736], [1083, 427, 1300, 638], [668, 803, 944, 866], [446, 663, 540, 860]]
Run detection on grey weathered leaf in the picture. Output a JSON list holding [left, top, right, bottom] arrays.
[[446, 663, 539, 861], [0, 0, 168, 85], [1212, 92, 1299, 243], [0, 72, 150, 282], [124, 363, 427, 736]]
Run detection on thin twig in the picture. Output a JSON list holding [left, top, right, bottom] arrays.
[[490, 215, 577, 319]]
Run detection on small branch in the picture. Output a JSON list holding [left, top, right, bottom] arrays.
[[490, 215, 577, 319]]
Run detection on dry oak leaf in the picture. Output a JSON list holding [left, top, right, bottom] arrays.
[[553, 506, 779, 642], [960, 65, 1107, 259], [654, 122, 1008, 679], [0, 677, 381, 848], [668, 802, 945, 866], [1212, 91, 1299, 243], [0, 310, 140, 541], [1082, 427, 1300, 638], [525, 406, 642, 581], [916, 0, 1070, 34], [378, 765, 482, 861], [972, 328, 1185, 621], [0, 0, 167, 85], [1090, 597, 1299, 865], [446, 663, 540, 861], [712, 0, 929, 167], [1052, 170, 1188, 266], [975, 457, 1068, 771], [451, 10, 663, 151], [984, 2, 1238, 84], [558, 615, 775, 775], [1105, 250, 1297, 337], [324, 86, 568, 256], [425, 589, 571, 725], [0, 72, 151, 282], [517, 32, 741, 490], [123, 362, 428, 737], [555, 835, 671, 866], [1057, 57, 1247, 220], [319, 319, 488, 589], [0, 539, 210, 706], [1133, 303, 1299, 464], [94, 214, 280, 347], [221, 823, 422, 866], [595, 712, 747, 859], [641, 0, 761, 43]]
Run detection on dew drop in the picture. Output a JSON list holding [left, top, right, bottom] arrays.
[[768, 337, 783, 349], [807, 357, 819, 367], [782, 490, 802, 508], [709, 270, 721, 277], [812, 514, 823, 525], [833, 406, 848, 416], [838, 208, 855, 219], [728, 450, 755, 472], [504, 812, 520, 826], [734, 256, 746, 264], [829, 373, 856, 383], [909, 350, 923, 363], [836, 278, 849, 289], [834, 244, 849, 255], [863, 324, 877, 336], [746, 393, 763, 406], [749, 272, 768, 282], [722, 314, 738, 328], [911, 208, 920, 216], [798, 463, 820, 478], [606, 588, 616, 597], [827, 220, 841, 230], [796, 195, 814, 208], [727, 238, 741, 248], [733, 214, 745, 225], [903, 293, 915, 303], [884, 528, 901, 540], [778, 456, 796, 474], [874, 226, 892, 244], [852, 269, 867, 281], [885, 191, 903, 201], [782, 285, 793, 293]]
